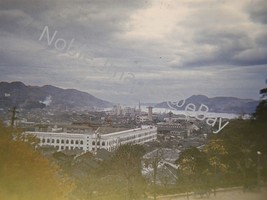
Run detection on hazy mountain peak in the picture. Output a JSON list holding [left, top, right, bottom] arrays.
[[155, 94, 259, 114], [0, 81, 112, 109]]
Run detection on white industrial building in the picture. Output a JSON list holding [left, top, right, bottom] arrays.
[[25, 125, 157, 152]]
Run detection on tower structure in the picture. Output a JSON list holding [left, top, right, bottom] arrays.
[[147, 106, 153, 121], [138, 100, 141, 114]]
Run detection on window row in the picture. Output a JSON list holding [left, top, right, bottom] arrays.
[[119, 135, 156, 144], [92, 141, 105, 146], [120, 132, 155, 143], [41, 138, 83, 145], [55, 146, 83, 151]]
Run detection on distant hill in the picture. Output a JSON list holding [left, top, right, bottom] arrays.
[[155, 94, 259, 114], [0, 81, 113, 109]]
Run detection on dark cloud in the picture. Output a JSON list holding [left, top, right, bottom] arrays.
[[0, 0, 266, 103], [247, 0, 267, 24], [232, 48, 267, 66]]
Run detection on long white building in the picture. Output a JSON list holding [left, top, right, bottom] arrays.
[[25, 125, 157, 152]]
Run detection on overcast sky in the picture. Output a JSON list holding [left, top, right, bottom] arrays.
[[0, 0, 267, 104]]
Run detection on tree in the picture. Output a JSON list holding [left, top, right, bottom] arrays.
[[252, 100, 267, 154], [70, 144, 146, 200], [173, 99, 267, 193], [253, 100, 267, 122], [111, 144, 146, 200], [203, 139, 229, 196], [176, 147, 210, 200], [215, 119, 256, 186], [218, 100, 267, 185], [0, 122, 74, 200], [149, 148, 164, 200]]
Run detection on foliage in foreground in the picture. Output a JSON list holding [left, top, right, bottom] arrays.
[[176, 100, 267, 191], [0, 123, 74, 200]]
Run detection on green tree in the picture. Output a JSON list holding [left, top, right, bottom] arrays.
[[111, 144, 146, 200], [252, 100, 267, 154], [71, 144, 146, 200], [0, 122, 74, 200], [253, 100, 267, 122], [215, 119, 256, 186], [176, 147, 210, 199], [218, 100, 267, 185], [203, 139, 229, 195], [147, 148, 164, 200]]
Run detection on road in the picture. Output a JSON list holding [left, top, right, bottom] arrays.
[[156, 187, 267, 200]]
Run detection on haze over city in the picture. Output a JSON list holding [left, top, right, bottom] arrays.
[[0, 0, 267, 104]]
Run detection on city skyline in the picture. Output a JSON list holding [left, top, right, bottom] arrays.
[[0, 0, 267, 104]]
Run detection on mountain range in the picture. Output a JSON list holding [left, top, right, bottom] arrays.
[[155, 95, 259, 114], [0, 81, 112, 109], [0, 82, 259, 113]]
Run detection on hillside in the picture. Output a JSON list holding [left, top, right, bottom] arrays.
[[0, 81, 113, 109], [155, 95, 259, 114]]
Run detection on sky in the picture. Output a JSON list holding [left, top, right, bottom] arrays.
[[0, 0, 267, 104]]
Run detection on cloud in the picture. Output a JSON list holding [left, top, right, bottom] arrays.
[[247, 0, 267, 24], [0, 0, 266, 104], [233, 48, 267, 66]]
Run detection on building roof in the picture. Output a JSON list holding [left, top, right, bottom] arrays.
[[143, 148, 181, 163], [97, 126, 129, 134]]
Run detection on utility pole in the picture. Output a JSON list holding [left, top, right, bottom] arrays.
[[9, 106, 18, 128]]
